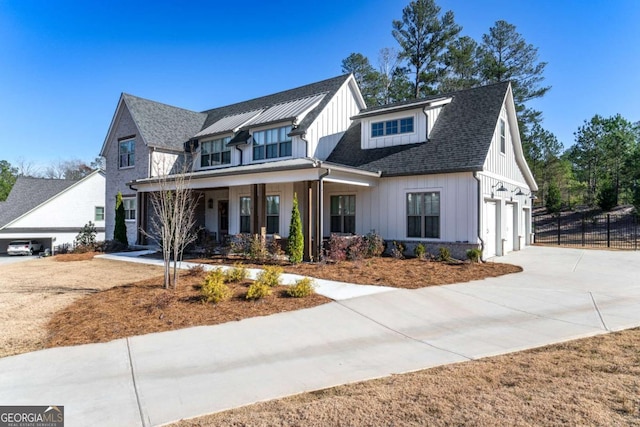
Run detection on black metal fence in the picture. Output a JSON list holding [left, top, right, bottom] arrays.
[[533, 211, 639, 250]]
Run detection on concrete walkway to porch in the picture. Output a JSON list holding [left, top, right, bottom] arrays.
[[96, 251, 397, 300]]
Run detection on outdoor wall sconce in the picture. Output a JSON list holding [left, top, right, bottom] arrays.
[[491, 181, 508, 198], [512, 187, 526, 196], [208, 198, 213, 209]]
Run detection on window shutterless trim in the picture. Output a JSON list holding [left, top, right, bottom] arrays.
[[370, 116, 414, 138]]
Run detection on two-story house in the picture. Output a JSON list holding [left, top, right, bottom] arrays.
[[100, 74, 537, 260]]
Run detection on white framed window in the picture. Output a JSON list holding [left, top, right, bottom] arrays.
[[407, 192, 440, 238], [95, 206, 105, 221], [500, 118, 506, 154], [252, 125, 292, 161], [371, 117, 414, 138], [201, 136, 231, 167], [123, 198, 136, 221], [240, 196, 251, 233], [266, 195, 280, 234], [330, 195, 356, 234], [119, 139, 135, 168]]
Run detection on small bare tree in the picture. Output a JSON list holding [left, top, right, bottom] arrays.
[[145, 155, 200, 289]]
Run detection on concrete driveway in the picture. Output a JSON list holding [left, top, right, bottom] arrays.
[[0, 254, 39, 266], [1, 246, 639, 427]]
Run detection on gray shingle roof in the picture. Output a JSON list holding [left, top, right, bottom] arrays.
[[199, 74, 351, 137], [0, 177, 79, 228], [122, 94, 207, 151], [326, 81, 510, 176]]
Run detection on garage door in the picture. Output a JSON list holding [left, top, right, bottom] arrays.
[[484, 201, 497, 258], [504, 203, 515, 253]]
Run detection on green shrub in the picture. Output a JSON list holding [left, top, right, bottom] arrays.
[[438, 247, 451, 262], [246, 282, 272, 300], [414, 243, 426, 259], [546, 181, 562, 214], [224, 263, 248, 283], [391, 241, 405, 259], [364, 231, 385, 257], [201, 269, 232, 303], [287, 277, 315, 298], [257, 265, 283, 287], [287, 193, 304, 263], [597, 180, 617, 211], [75, 221, 97, 249], [466, 248, 482, 263], [114, 192, 128, 246], [248, 234, 268, 261]]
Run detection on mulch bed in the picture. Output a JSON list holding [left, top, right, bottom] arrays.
[[45, 271, 330, 348], [195, 256, 523, 289]]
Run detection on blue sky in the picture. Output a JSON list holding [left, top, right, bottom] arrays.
[[1, 0, 638, 171]]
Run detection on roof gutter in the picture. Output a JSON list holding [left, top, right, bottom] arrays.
[[473, 172, 486, 262]]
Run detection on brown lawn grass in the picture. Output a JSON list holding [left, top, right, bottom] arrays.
[[171, 327, 640, 426]]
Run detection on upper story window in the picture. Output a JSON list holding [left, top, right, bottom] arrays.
[[201, 136, 231, 167], [253, 125, 292, 161], [500, 119, 506, 153], [119, 139, 135, 168], [371, 117, 414, 138]]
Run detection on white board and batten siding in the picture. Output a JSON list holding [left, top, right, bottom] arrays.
[[359, 104, 445, 150], [324, 173, 478, 243], [480, 105, 534, 256], [360, 110, 424, 149], [310, 79, 363, 160]]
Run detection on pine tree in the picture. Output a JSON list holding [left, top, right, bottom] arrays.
[[114, 191, 128, 246], [392, 0, 461, 98], [287, 193, 304, 264]]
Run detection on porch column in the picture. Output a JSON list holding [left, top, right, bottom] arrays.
[[251, 184, 266, 234], [293, 181, 311, 261]]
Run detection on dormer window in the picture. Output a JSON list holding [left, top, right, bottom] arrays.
[[252, 125, 292, 161], [371, 117, 414, 138], [201, 136, 231, 167], [119, 138, 135, 168]]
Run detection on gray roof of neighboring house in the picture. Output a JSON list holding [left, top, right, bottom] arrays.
[[326, 81, 510, 177], [0, 176, 80, 228], [122, 94, 207, 151]]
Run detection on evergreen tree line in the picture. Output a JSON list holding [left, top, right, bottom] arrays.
[[343, 0, 639, 214]]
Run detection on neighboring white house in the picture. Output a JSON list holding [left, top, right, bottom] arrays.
[[100, 74, 537, 260], [0, 170, 106, 253]]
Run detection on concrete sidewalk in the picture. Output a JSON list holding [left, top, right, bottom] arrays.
[[96, 252, 397, 300], [1, 247, 639, 426]]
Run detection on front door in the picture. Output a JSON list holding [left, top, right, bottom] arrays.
[[218, 200, 229, 242]]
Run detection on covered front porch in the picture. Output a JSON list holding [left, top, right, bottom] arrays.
[[133, 158, 380, 260]]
